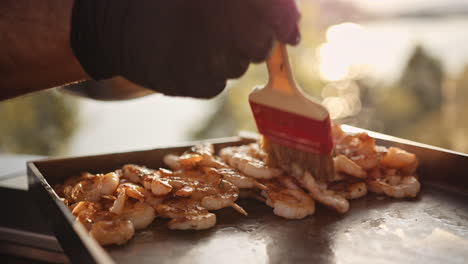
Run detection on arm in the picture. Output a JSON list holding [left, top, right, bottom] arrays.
[[0, 0, 89, 100], [0, 0, 300, 101]]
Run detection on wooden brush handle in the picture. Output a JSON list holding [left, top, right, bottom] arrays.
[[266, 41, 298, 94]]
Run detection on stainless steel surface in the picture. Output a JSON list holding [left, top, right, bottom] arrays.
[[60, 76, 154, 101], [28, 132, 468, 263]]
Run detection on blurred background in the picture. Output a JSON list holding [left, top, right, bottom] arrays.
[[2, 0, 468, 157]]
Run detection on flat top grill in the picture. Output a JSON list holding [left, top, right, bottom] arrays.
[[26, 129, 468, 263]]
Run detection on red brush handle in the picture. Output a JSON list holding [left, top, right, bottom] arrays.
[[250, 101, 334, 155]]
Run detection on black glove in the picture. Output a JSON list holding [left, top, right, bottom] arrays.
[[71, 0, 300, 98]]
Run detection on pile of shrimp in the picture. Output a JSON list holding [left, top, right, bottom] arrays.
[[54, 125, 420, 246], [219, 125, 420, 215]]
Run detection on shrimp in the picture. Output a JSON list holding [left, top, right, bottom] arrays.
[[55, 176, 81, 199], [122, 164, 173, 196], [142, 189, 164, 208], [71, 201, 135, 246], [190, 143, 223, 168], [201, 191, 237, 211], [182, 147, 268, 190], [110, 183, 149, 214], [122, 164, 153, 183], [367, 175, 420, 198], [89, 218, 135, 246], [380, 147, 417, 169], [204, 167, 267, 190], [109, 186, 127, 214], [261, 178, 315, 219], [117, 182, 146, 201], [352, 145, 388, 170], [334, 154, 367, 179], [100, 172, 120, 195], [109, 183, 156, 229], [163, 144, 215, 170], [163, 154, 182, 170], [174, 185, 194, 197], [329, 181, 368, 200], [178, 153, 204, 169], [72, 201, 103, 230], [334, 129, 376, 157], [165, 145, 267, 191], [68, 172, 120, 203], [276, 175, 302, 190], [151, 177, 173, 196], [219, 145, 282, 179], [178, 169, 243, 211], [334, 126, 381, 170], [164, 143, 229, 171], [159, 166, 248, 216], [156, 168, 246, 215], [156, 198, 216, 230], [301, 172, 350, 214], [168, 213, 217, 230], [121, 200, 156, 230]]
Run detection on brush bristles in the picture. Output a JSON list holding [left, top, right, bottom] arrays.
[[261, 136, 334, 182]]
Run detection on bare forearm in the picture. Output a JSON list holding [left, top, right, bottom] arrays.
[[0, 0, 89, 100]]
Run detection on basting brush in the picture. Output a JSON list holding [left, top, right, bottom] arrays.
[[249, 41, 334, 181]]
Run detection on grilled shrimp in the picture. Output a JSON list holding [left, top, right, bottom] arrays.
[[89, 218, 135, 246], [367, 175, 420, 198], [164, 144, 229, 170], [71, 201, 135, 246], [164, 144, 267, 193], [151, 176, 173, 196], [109, 182, 146, 215], [121, 200, 156, 230], [301, 172, 350, 214], [72, 201, 103, 230], [155, 167, 247, 215], [261, 178, 315, 219], [329, 181, 368, 200], [204, 167, 267, 190], [142, 189, 164, 208], [334, 154, 367, 179], [168, 213, 217, 230], [163, 144, 215, 170], [163, 154, 182, 170], [109, 183, 156, 229], [122, 164, 174, 196], [66, 172, 120, 203], [380, 147, 417, 169], [333, 125, 381, 170], [174, 169, 244, 213], [219, 145, 282, 179], [156, 198, 216, 230], [189, 143, 225, 168], [121, 164, 155, 183], [334, 126, 376, 157]]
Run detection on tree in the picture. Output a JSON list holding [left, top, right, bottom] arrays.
[[0, 89, 79, 155], [375, 45, 449, 148], [399, 45, 444, 112]]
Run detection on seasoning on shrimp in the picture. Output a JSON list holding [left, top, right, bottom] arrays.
[[53, 124, 421, 246]]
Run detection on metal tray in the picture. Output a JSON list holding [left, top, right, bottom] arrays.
[[28, 127, 468, 264]]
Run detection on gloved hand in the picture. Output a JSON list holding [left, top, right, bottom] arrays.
[[71, 0, 300, 98]]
